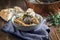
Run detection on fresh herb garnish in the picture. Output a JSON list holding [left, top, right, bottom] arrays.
[[47, 12, 60, 26]]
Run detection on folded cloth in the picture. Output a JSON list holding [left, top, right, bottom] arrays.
[[2, 19, 50, 40]]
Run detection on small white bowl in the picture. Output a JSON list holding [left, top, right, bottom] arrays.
[[11, 14, 43, 31]]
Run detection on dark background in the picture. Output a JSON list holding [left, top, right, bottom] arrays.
[[0, 0, 27, 10]]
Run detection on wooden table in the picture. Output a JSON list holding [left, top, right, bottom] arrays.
[[50, 27, 60, 40]]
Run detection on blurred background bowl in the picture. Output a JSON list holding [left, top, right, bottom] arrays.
[[24, 0, 60, 17]]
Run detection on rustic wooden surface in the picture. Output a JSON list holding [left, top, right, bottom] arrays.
[[50, 27, 60, 40]]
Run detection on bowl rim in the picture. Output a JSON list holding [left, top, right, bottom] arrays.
[[37, 1, 60, 5], [25, 0, 60, 5], [11, 13, 43, 27]]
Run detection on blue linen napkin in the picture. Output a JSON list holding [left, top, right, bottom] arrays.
[[2, 19, 50, 40]]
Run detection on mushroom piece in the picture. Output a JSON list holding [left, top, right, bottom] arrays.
[[26, 8, 36, 17]]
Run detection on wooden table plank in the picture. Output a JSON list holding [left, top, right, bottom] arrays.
[[50, 27, 58, 40], [54, 27, 60, 40]]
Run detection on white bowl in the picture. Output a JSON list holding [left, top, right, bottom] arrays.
[[11, 14, 43, 31]]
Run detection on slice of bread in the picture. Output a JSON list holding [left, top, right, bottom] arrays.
[[0, 8, 14, 21]]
